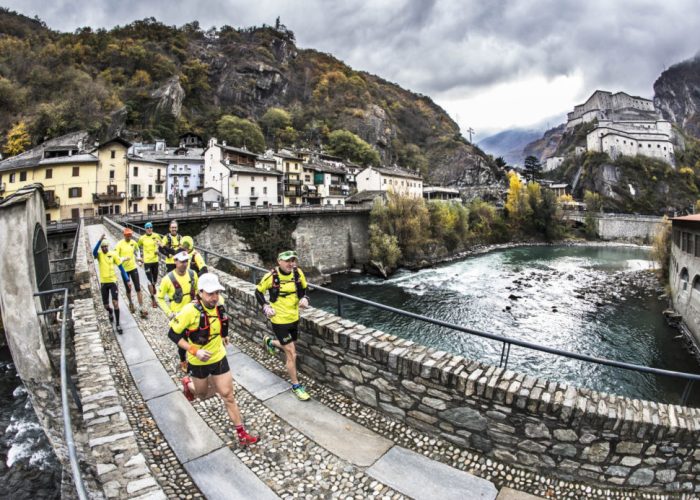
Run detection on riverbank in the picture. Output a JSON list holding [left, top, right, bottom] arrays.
[[365, 237, 653, 279]]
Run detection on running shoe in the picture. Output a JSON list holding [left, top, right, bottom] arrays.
[[151, 297, 157, 308], [180, 360, 189, 373], [181, 376, 195, 401], [292, 384, 311, 401], [140, 309, 148, 319], [115, 325, 123, 335], [128, 301, 135, 313], [262, 335, 277, 356], [237, 430, 259, 446]]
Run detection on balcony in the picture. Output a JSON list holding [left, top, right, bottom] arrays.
[[44, 196, 60, 209], [131, 193, 144, 201], [284, 189, 301, 197], [93, 192, 125, 203], [286, 178, 302, 186], [155, 176, 166, 184]]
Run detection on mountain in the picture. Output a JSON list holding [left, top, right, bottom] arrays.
[[654, 53, 700, 138], [0, 9, 500, 188], [477, 128, 543, 166]]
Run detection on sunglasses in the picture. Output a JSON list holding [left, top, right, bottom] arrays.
[[278, 250, 297, 260]]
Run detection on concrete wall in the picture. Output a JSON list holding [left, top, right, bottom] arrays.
[[595, 215, 663, 243], [0, 189, 67, 469], [215, 268, 700, 494]]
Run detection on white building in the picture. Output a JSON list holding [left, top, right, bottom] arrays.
[[586, 120, 674, 164], [227, 162, 281, 208], [356, 165, 423, 198], [566, 90, 656, 130]]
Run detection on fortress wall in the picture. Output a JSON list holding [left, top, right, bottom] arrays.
[[218, 269, 700, 494]]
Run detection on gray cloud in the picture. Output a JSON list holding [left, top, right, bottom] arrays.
[[3, 0, 700, 128]]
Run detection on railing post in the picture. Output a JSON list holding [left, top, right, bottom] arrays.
[[337, 295, 343, 317]]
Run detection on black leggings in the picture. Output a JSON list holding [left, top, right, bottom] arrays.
[[145, 263, 159, 285]]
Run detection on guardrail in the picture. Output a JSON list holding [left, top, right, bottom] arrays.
[[34, 288, 87, 500], [113, 203, 372, 223], [113, 218, 700, 405]]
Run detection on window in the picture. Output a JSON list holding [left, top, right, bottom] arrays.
[[111, 150, 116, 159], [20, 171, 27, 182], [234, 187, 239, 195], [155, 184, 163, 194], [263, 187, 267, 194], [251, 176, 255, 181], [251, 187, 255, 195], [383, 179, 386, 184], [133, 166, 138, 177], [263, 176, 267, 181], [72, 166, 79, 177], [109, 170, 115, 179], [9, 173, 15, 183], [45, 169, 53, 179], [68, 187, 82, 198]]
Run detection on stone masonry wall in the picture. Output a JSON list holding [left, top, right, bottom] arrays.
[[216, 270, 700, 494], [596, 215, 663, 243]]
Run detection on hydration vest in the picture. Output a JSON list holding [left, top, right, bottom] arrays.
[[168, 269, 196, 303], [185, 301, 229, 346], [269, 266, 303, 303], [190, 251, 201, 274]]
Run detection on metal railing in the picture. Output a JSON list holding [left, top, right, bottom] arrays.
[[34, 288, 87, 500], [112, 218, 700, 405], [50, 219, 82, 289], [113, 203, 372, 223]]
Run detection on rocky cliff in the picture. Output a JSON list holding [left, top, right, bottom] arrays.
[[654, 54, 700, 138]]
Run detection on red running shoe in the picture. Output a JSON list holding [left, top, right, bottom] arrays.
[[237, 430, 259, 446], [181, 376, 195, 401]]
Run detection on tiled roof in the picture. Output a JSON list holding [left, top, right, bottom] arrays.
[[363, 165, 423, 180], [221, 161, 282, 176], [39, 153, 98, 166], [345, 190, 386, 204]]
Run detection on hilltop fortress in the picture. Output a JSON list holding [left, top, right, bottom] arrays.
[[545, 90, 675, 170]]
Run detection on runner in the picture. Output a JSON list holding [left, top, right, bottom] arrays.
[[115, 227, 147, 318], [138, 221, 161, 308], [160, 220, 182, 272], [180, 236, 208, 276], [92, 234, 130, 334]]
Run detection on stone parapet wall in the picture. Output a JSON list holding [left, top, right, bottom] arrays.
[[596, 215, 663, 242], [216, 270, 700, 494], [74, 221, 91, 299]]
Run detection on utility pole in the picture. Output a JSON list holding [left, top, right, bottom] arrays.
[[466, 127, 475, 143]]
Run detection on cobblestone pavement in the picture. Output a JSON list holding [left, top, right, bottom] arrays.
[[98, 267, 674, 500]]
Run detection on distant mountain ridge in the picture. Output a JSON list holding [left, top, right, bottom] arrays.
[[477, 128, 543, 166]]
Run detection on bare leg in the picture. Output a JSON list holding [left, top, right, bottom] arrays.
[[271, 340, 299, 385], [190, 376, 218, 400], [209, 373, 243, 426]]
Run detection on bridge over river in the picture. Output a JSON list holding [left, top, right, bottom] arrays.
[[0, 187, 698, 499]]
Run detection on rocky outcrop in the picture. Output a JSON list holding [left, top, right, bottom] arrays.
[[522, 124, 566, 161], [151, 76, 185, 117], [654, 54, 700, 137]]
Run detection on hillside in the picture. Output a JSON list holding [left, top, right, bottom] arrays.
[[0, 9, 500, 188], [477, 128, 543, 166], [654, 54, 700, 138]]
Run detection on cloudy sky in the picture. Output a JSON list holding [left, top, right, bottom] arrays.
[[4, 0, 700, 138]]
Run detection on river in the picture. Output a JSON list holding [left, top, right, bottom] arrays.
[[0, 347, 61, 499], [313, 245, 700, 406]]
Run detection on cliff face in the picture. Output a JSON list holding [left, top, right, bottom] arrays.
[[0, 10, 500, 187], [522, 124, 566, 161], [654, 54, 700, 137]]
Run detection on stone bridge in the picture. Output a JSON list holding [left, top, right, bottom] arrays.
[[563, 212, 664, 242], [0, 189, 698, 499]]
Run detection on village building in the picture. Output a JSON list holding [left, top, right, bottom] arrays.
[[669, 215, 700, 350], [423, 186, 461, 201], [125, 154, 168, 214], [227, 162, 281, 208], [185, 187, 222, 209], [273, 150, 304, 206], [305, 161, 350, 205], [134, 139, 204, 209], [356, 165, 423, 198]]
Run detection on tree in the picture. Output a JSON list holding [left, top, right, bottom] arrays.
[[523, 155, 542, 182], [326, 129, 380, 166], [216, 115, 265, 153], [3, 121, 31, 156], [260, 107, 293, 149], [504, 171, 530, 222]]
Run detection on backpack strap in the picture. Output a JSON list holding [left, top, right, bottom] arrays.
[[187, 269, 196, 300], [269, 268, 281, 303], [293, 267, 303, 297]]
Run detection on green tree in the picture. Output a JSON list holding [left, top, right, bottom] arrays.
[[3, 121, 31, 156], [260, 107, 294, 149], [523, 155, 542, 182], [216, 115, 265, 153], [327, 129, 380, 166]]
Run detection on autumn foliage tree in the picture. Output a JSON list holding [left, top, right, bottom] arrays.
[[3, 121, 31, 156]]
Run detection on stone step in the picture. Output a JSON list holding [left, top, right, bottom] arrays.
[[366, 446, 498, 500]]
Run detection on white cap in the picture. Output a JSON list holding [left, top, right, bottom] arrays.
[[174, 251, 190, 262], [198, 273, 225, 293]]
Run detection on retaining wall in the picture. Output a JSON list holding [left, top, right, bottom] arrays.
[[596, 215, 663, 242], [217, 271, 700, 494]]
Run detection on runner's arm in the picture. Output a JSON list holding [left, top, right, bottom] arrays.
[[156, 280, 171, 316], [92, 239, 101, 257]]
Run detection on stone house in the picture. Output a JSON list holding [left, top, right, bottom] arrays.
[[356, 165, 423, 198], [669, 214, 700, 349]]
